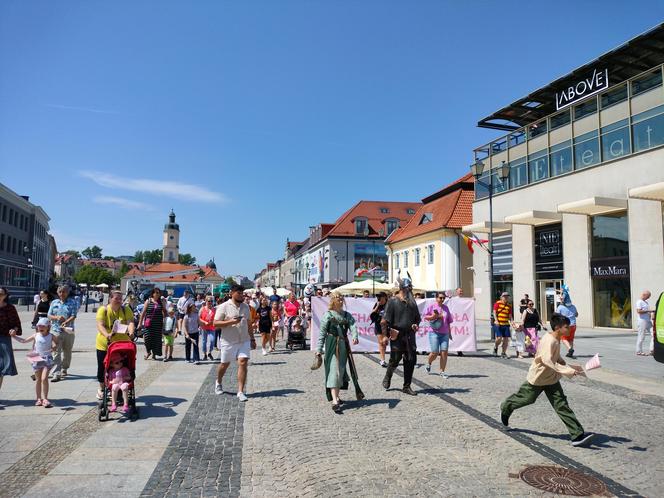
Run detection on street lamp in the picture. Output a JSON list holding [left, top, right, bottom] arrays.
[[470, 160, 510, 337], [333, 251, 340, 283], [23, 245, 35, 310]]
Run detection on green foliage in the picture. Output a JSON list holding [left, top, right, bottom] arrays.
[[133, 249, 163, 264], [63, 250, 81, 258], [224, 276, 236, 285], [178, 253, 196, 265], [118, 261, 130, 278], [73, 265, 117, 286], [82, 245, 103, 259]]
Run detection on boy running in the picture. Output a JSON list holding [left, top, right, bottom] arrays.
[[499, 312, 594, 447]]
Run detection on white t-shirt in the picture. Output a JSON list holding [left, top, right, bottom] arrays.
[[636, 299, 652, 324], [177, 296, 193, 314], [214, 300, 250, 346]]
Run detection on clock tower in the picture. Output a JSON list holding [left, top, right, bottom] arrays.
[[162, 209, 180, 263]]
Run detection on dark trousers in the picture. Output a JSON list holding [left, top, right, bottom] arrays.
[[501, 381, 584, 439], [384, 350, 417, 388], [185, 332, 200, 362]]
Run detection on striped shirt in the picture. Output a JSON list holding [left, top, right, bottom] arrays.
[[493, 301, 512, 326]]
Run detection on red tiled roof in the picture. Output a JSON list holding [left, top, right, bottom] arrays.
[[325, 201, 421, 238], [387, 174, 474, 244], [122, 263, 222, 282]]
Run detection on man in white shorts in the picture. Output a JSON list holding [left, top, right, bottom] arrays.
[[214, 284, 256, 401]]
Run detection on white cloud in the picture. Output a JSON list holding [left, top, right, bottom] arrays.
[[93, 196, 154, 211], [79, 171, 226, 203]]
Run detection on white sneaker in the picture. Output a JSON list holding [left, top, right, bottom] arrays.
[[237, 392, 248, 402], [214, 381, 223, 395], [262, 348, 267, 356], [440, 372, 449, 379], [425, 364, 431, 373]]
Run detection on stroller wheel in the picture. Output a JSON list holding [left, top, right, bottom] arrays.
[[98, 408, 106, 421], [131, 407, 139, 420]]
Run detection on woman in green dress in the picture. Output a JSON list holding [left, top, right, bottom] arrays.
[[315, 293, 360, 413]]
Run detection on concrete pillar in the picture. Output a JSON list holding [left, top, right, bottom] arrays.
[[473, 238, 491, 320], [628, 198, 664, 328], [562, 213, 592, 328], [441, 233, 460, 291], [512, 224, 535, 305]]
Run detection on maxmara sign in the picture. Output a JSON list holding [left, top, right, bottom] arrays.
[[555, 68, 609, 110]]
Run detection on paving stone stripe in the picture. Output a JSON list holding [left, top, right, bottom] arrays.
[[139, 363, 244, 498], [0, 359, 171, 498], [363, 353, 642, 498]]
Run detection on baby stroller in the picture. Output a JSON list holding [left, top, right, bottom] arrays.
[[286, 315, 307, 350], [99, 340, 139, 421]]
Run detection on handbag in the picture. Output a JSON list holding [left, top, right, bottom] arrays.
[[143, 300, 158, 328]]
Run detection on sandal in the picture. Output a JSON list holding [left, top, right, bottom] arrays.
[[35, 399, 42, 406], [331, 403, 341, 413], [144, 353, 152, 360], [42, 399, 52, 408]]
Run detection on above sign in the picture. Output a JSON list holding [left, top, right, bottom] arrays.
[[555, 68, 609, 111], [590, 257, 630, 279]]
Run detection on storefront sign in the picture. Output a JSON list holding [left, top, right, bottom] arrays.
[[555, 68, 609, 110], [590, 257, 630, 279], [353, 243, 387, 282], [535, 224, 563, 279]]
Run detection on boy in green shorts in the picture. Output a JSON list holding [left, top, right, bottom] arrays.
[[163, 307, 176, 362], [500, 312, 594, 447]]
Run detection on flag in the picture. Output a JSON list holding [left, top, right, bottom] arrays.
[[460, 233, 489, 254], [584, 353, 601, 371]]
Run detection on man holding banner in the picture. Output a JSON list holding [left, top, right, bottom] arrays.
[[381, 273, 421, 396]]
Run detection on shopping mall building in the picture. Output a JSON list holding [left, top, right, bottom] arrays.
[[465, 23, 664, 329]]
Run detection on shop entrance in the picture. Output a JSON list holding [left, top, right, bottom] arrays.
[[538, 280, 563, 323]]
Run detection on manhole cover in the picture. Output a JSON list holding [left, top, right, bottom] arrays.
[[519, 466, 608, 496]]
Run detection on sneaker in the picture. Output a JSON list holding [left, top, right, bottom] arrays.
[[425, 364, 431, 373], [501, 353, 508, 359], [500, 404, 509, 427], [163, 357, 168, 362], [262, 348, 267, 356], [208, 354, 214, 361], [382, 376, 391, 390], [237, 392, 248, 402], [440, 372, 449, 379], [571, 433, 595, 447], [402, 386, 417, 396], [493, 348, 498, 357], [214, 381, 223, 395], [61, 370, 68, 377], [379, 360, 387, 367], [195, 361, 201, 365], [51, 375, 62, 383]]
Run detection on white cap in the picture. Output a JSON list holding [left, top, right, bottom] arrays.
[[36, 318, 50, 328]]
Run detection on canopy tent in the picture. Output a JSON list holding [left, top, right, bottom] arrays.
[[96, 283, 109, 288], [334, 279, 395, 296]]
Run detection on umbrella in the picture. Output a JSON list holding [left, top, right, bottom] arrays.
[[96, 283, 109, 288]]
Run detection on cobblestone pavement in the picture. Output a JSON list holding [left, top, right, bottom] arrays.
[[139, 363, 244, 498]]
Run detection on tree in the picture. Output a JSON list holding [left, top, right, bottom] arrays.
[[178, 253, 196, 265], [63, 250, 81, 259], [118, 261, 130, 278], [224, 276, 236, 286], [133, 249, 162, 264], [82, 245, 103, 259], [73, 266, 117, 286]]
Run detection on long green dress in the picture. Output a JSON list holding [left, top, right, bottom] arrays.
[[316, 310, 359, 401]]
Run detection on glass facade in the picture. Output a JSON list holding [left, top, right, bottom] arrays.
[[591, 212, 631, 328], [474, 65, 664, 200]]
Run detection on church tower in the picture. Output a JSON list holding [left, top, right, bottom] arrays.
[[162, 209, 180, 263]]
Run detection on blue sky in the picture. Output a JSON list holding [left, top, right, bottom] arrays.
[[1, 1, 663, 276]]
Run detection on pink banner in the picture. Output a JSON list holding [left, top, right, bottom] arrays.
[[310, 297, 476, 352]]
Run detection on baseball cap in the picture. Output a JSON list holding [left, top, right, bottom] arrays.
[[36, 317, 50, 328]]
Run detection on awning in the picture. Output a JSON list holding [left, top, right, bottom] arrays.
[[557, 197, 627, 215], [504, 211, 562, 226], [461, 221, 511, 234], [629, 182, 664, 202]]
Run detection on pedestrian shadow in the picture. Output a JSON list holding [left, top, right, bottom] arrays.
[[0, 398, 98, 409], [510, 429, 633, 449], [130, 395, 188, 420], [58, 374, 97, 380], [249, 388, 304, 399], [250, 361, 287, 366], [341, 398, 400, 410], [419, 387, 472, 395], [448, 374, 489, 379]]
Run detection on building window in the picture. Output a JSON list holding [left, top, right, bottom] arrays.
[[528, 120, 547, 138], [573, 98, 597, 120], [407, 208, 416, 215], [508, 130, 526, 147], [550, 140, 573, 177], [600, 84, 627, 109], [0, 234, 3, 251], [355, 218, 368, 235], [419, 213, 433, 225], [509, 158, 528, 188], [601, 119, 631, 161], [9, 209, 13, 226], [395, 254, 400, 269], [386, 219, 399, 235], [591, 212, 630, 329], [427, 245, 434, 264], [404, 250, 409, 267], [632, 105, 664, 153], [573, 130, 600, 170], [1, 205, 5, 222], [414, 248, 420, 266], [379, 207, 390, 214], [631, 69, 663, 97], [12, 238, 17, 254], [528, 149, 549, 183], [549, 110, 571, 130]]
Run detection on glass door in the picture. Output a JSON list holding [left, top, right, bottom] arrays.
[[538, 280, 563, 323]]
